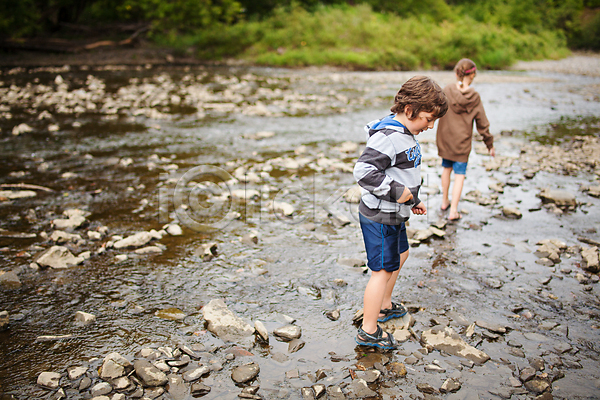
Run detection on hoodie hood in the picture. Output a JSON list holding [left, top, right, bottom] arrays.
[[365, 114, 407, 135], [446, 84, 481, 114]]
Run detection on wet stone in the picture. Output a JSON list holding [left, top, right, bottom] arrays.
[[416, 383, 437, 394], [354, 369, 380, 383], [273, 324, 302, 341], [520, 367, 537, 382], [440, 378, 461, 393], [509, 347, 526, 358], [191, 382, 210, 397], [524, 377, 551, 394], [231, 362, 260, 384], [346, 378, 377, 398], [288, 338, 305, 353]]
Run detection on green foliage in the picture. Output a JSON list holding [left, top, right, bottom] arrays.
[[81, 0, 244, 32], [0, 0, 42, 38], [178, 4, 568, 70], [569, 9, 600, 49]]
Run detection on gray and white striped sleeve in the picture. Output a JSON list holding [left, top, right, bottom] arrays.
[[353, 131, 406, 203]]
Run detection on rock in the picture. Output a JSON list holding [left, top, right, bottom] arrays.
[[301, 387, 316, 400], [582, 184, 600, 198], [74, 311, 96, 326], [288, 338, 305, 353], [100, 352, 133, 380], [416, 383, 437, 394], [113, 232, 154, 249], [91, 382, 112, 396], [502, 207, 523, 219], [524, 377, 551, 394], [538, 188, 577, 208], [475, 320, 507, 334], [327, 386, 346, 400], [388, 362, 407, 377], [66, 365, 87, 381], [312, 383, 326, 399], [112, 376, 133, 391], [0, 271, 21, 288], [337, 258, 365, 268], [421, 326, 490, 364], [0, 190, 37, 200], [135, 246, 163, 254], [581, 246, 599, 273], [254, 320, 269, 342], [34, 246, 85, 269], [273, 324, 302, 341], [231, 362, 260, 384], [241, 232, 259, 245], [440, 378, 461, 393], [12, 123, 34, 135], [166, 224, 183, 236], [191, 382, 211, 396], [182, 366, 210, 382], [52, 214, 87, 231], [50, 230, 83, 244], [520, 366, 536, 382], [202, 299, 255, 340], [270, 200, 295, 217], [346, 378, 377, 398], [133, 359, 168, 387], [37, 371, 61, 389], [354, 370, 381, 383], [325, 309, 340, 321], [194, 242, 218, 261], [167, 374, 187, 400], [79, 376, 92, 391]]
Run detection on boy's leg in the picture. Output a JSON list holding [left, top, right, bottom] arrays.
[[441, 166, 452, 210], [449, 174, 465, 220], [380, 250, 409, 312], [362, 269, 393, 335]]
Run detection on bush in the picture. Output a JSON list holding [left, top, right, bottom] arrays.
[[175, 4, 569, 70]]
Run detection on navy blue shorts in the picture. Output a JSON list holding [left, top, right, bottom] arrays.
[[442, 158, 468, 175], [359, 213, 409, 272]]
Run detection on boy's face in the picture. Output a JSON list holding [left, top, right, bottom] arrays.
[[406, 111, 436, 135]]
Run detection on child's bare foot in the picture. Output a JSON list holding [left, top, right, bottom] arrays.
[[441, 203, 450, 211], [449, 212, 462, 221]]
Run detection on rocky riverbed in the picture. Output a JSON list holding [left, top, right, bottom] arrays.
[[0, 55, 599, 400]]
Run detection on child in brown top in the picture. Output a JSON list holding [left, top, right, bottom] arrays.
[[436, 58, 495, 221]]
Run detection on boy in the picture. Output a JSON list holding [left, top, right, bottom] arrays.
[[353, 76, 448, 349]]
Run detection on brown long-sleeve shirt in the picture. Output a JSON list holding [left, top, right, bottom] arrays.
[[436, 83, 493, 163]]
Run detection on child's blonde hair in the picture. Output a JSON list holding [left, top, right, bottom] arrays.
[[454, 58, 477, 80], [390, 75, 448, 120]]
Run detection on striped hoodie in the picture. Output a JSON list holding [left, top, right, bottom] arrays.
[[353, 114, 422, 225]]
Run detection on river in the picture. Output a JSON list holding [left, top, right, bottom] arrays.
[[0, 59, 599, 399]]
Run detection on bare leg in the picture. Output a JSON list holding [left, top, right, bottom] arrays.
[[362, 269, 392, 334], [380, 250, 409, 312], [449, 174, 465, 220], [441, 167, 452, 210]]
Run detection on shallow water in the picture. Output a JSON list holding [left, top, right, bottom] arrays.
[[0, 64, 599, 399]]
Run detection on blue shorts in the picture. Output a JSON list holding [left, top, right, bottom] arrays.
[[359, 213, 409, 272], [442, 159, 467, 175]]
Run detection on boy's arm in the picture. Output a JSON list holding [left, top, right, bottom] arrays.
[[354, 132, 407, 203]]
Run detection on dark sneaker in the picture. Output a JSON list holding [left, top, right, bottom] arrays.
[[378, 302, 407, 322], [355, 325, 397, 350]]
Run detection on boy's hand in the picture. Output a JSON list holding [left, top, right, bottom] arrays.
[[489, 147, 496, 157], [397, 187, 413, 203], [412, 202, 427, 215]]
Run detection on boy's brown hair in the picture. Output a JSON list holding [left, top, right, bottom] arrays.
[[390, 75, 448, 120]]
